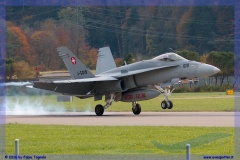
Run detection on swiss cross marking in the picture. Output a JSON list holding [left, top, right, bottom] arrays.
[[71, 57, 76, 65]]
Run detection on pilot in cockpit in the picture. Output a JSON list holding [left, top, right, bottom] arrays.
[[152, 53, 186, 62], [162, 55, 169, 61]]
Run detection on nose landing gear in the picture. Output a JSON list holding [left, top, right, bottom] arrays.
[[161, 100, 173, 109], [155, 85, 175, 110]]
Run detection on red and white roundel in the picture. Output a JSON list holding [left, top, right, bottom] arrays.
[[71, 57, 76, 65]]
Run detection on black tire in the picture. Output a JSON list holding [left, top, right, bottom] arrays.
[[167, 100, 173, 109], [95, 104, 104, 116], [132, 104, 141, 115], [161, 101, 167, 109]]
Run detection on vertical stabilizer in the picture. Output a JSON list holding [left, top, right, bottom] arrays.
[[57, 46, 94, 79], [96, 47, 116, 75]]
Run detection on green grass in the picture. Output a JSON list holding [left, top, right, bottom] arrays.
[[6, 92, 234, 112], [5, 92, 235, 156], [5, 124, 234, 155]]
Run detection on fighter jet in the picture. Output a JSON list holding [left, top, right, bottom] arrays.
[[33, 46, 220, 116]]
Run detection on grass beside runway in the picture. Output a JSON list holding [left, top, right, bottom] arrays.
[[5, 124, 234, 155], [6, 92, 234, 112]]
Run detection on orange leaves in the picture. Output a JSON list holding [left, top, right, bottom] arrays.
[[201, 53, 209, 63], [9, 26, 33, 64], [79, 45, 98, 69], [176, 7, 193, 47], [14, 61, 36, 79], [87, 48, 98, 69], [55, 26, 70, 46], [31, 31, 54, 40], [30, 30, 59, 70], [114, 58, 123, 67]]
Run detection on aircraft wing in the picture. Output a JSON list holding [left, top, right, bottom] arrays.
[[53, 76, 118, 83], [33, 65, 178, 95], [112, 65, 178, 78], [33, 76, 118, 95]]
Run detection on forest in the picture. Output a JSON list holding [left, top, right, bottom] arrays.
[[5, 6, 234, 85]]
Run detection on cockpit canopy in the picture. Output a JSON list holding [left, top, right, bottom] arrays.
[[152, 52, 186, 61]]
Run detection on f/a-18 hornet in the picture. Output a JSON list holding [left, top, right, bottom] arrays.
[[33, 46, 220, 116]]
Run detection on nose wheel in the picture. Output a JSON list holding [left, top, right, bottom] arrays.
[[154, 85, 175, 110], [161, 100, 173, 109], [132, 102, 141, 115]]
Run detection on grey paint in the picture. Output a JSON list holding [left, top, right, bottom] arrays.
[[33, 47, 220, 102], [96, 47, 116, 75]]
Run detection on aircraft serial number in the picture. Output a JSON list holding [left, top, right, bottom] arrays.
[[183, 63, 189, 68], [125, 93, 146, 99], [77, 70, 87, 75]]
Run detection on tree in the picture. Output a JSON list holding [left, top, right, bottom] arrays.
[[6, 58, 15, 80], [234, 56, 240, 89], [124, 53, 135, 64], [176, 7, 193, 50], [79, 45, 98, 69], [200, 53, 209, 63], [6, 27, 22, 60], [6, 24, 34, 65], [30, 30, 59, 70], [55, 26, 70, 46], [207, 51, 234, 86], [121, 7, 141, 56], [208, 7, 234, 52], [146, 22, 160, 56], [14, 61, 36, 80], [58, 7, 88, 58], [8, 26, 33, 64], [177, 50, 200, 61]]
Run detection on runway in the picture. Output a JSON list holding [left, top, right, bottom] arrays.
[[6, 112, 234, 127]]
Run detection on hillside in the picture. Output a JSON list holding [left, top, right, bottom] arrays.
[[6, 6, 234, 79]]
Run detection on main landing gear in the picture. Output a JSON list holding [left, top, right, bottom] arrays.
[[95, 93, 115, 116], [94, 93, 142, 116], [95, 104, 104, 116], [132, 102, 141, 115]]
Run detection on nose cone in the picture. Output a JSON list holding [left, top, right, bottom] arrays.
[[197, 63, 220, 78], [213, 66, 220, 75]]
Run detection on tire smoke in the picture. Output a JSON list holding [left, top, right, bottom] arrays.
[[6, 96, 66, 115], [4, 82, 66, 115]]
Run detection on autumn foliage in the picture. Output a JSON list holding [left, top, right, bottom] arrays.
[[9, 26, 33, 64], [13, 61, 36, 79], [6, 6, 234, 80]]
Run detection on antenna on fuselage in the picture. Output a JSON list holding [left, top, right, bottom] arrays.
[[169, 48, 175, 52]]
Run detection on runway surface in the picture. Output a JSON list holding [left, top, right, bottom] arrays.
[[6, 112, 235, 127]]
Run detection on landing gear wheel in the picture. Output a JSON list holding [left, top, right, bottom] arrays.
[[132, 104, 141, 115], [95, 104, 104, 116], [167, 100, 173, 109], [161, 101, 167, 109]]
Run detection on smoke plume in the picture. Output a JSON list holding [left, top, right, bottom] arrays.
[[4, 82, 66, 115], [6, 96, 66, 115]]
